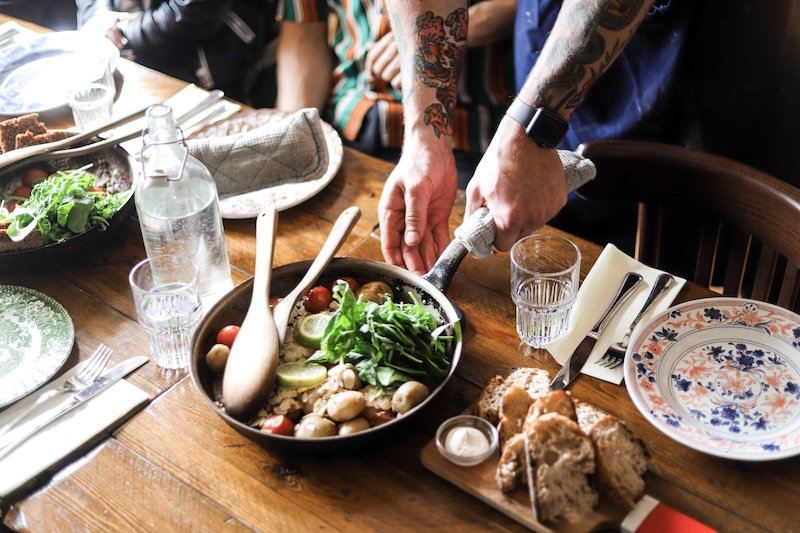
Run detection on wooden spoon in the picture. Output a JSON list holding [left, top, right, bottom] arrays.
[[272, 205, 361, 343], [222, 206, 280, 420]]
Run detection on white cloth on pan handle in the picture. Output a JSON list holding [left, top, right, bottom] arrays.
[[453, 149, 597, 258]]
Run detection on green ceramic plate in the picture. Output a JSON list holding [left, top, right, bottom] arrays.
[[0, 286, 74, 408]]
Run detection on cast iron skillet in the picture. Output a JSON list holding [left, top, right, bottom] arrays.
[[0, 145, 136, 273], [191, 243, 472, 456]]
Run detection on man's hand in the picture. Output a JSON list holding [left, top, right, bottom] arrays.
[[365, 32, 402, 92], [80, 11, 130, 49], [378, 138, 458, 275], [465, 117, 567, 252]]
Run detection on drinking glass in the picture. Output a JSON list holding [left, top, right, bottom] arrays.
[[510, 234, 581, 348], [129, 255, 203, 369], [66, 83, 114, 130]]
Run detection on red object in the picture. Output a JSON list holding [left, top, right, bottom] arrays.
[[622, 496, 716, 533]]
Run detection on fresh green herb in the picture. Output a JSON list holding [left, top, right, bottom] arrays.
[[308, 282, 454, 392], [2, 165, 130, 244]]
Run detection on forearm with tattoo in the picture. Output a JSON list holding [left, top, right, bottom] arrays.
[[530, 0, 652, 115], [412, 9, 468, 138]]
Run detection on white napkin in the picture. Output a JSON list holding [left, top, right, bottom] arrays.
[[0, 360, 149, 500], [543, 244, 686, 384], [117, 84, 241, 156]]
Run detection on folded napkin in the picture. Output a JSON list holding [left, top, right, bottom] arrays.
[[186, 107, 329, 199], [0, 360, 149, 501], [543, 244, 686, 384]]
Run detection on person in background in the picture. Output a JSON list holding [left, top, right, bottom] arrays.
[[1, 0, 77, 30], [75, 0, 279, 107], [378, 0, 695, 275], [275, 0, 517, 188]]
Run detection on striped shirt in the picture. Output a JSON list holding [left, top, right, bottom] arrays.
[[278, 0, 515, 153]]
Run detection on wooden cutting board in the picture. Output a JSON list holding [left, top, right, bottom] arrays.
[[420, 430, 628, 532]]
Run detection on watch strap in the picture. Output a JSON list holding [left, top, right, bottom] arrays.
[[506, 99, 569, 148]]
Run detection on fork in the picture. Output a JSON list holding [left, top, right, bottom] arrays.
[[0, 344, 113, 437], [596, 273, 675, 369]]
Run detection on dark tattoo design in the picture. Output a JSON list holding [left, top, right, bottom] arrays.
[[413, 9, 467, 138], [534, 0, 646, 113]]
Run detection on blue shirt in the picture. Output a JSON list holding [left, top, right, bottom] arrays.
[[514, 0, 693, 150]]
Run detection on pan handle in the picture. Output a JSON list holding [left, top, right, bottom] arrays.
[[422, 149, 597, 293]]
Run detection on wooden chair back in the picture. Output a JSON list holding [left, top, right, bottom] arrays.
[[576, 140, 800, 310]]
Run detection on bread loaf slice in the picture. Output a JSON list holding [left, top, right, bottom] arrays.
[[527, 413, 598, 522], [475, 367, 551, 425], [588, 415, 649, 510], [497, 384, 533, 449], [523, 390, 577, 433]]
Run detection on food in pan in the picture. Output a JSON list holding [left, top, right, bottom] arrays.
[[0, 165, 131, 252], [205, 278, 453, 438]]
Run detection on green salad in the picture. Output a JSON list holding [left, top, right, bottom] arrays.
[[1, 165, 131, 244], [308, 281, 454, 392]]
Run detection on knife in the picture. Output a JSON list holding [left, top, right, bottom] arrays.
[[549, 272, 643, 391], [0, 356, 148, 460]]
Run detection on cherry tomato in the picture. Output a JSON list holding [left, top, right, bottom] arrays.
[[12, 185, 32, 198], [303, 285, 333, 313], [216, 325, 241, 348], [333, 277, 359, 293], [5, 200, 20, 212], [260, 414, 294, 436], [22, 167, 49, 188], [361, 406, 396, 427]]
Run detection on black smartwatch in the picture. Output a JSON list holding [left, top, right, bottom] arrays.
[[506, 98, 569, 148]]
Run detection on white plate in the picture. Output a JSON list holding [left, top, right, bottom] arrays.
[[0, 31, 119, 116], [0, 286, 74, 408], [625, 297, 800, 461], [189, 109, 343, 218]]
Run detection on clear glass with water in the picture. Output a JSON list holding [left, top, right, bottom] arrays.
[[129, 255, 203, 369], [140, 283, 203, 369], [135, 104, 233, 311], [511, 235, 581, 348]]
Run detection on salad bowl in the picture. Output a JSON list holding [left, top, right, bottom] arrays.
[[0, 145, 137, 272]]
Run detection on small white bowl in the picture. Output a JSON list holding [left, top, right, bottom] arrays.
[[435, 415, 499, 467]]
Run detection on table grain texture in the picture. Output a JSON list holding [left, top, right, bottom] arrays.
[[1, 14, 797, 533]]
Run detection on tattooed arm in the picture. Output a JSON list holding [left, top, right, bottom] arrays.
[[378, 0, 469, 274], [466, 0, 655, 251], [379, 0, 655, 272]]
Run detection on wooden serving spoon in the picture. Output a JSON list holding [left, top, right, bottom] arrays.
[[222, 206, 280, 420], [271, 205, 361, 343]]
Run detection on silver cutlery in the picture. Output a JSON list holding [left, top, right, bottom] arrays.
[[0, 26, 19, 49], [549, 272, 643, 391], [596, 273, 675, 369], [0, 355, 148, 460], [0, 344, 113, 438]]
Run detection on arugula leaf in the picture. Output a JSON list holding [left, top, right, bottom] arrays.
[[3, 166, 130, 244], [308, 281, 454, 392]]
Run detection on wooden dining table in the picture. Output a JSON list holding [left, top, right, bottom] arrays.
[[1, 14, 798, 533]]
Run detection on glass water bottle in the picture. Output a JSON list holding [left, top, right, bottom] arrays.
[[134, 104, 233, 310]]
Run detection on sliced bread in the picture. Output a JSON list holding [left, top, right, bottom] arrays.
[[589, 415, 649, 510], [497, 383, 534, 449], [527, 412, 598, 522], [475, 367, 551, 425]]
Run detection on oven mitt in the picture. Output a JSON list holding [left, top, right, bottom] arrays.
[[454, 150, 596, 258], [186, 108, 329, 198]]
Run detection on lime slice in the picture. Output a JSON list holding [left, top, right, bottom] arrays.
[[276, 361, 328, 388], [294, 313, 331, 348]]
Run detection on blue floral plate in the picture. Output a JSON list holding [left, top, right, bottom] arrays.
[[0, 286, 74, 408], [625, 297, 800, 461], [0, 31, 119, 116]]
